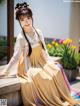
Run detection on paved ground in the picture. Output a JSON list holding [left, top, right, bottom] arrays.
[[71, 68, 80, 92], [71, 76, 80, 92]]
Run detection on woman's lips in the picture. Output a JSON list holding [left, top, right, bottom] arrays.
[[25, 24, 30, 27]]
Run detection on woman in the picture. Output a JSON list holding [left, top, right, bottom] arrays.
[[0, 2, 80, 106]]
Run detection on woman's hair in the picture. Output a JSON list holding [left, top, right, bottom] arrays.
[[15, 2, 45, 56], [15, 2, 32, 56], [15, 2, 33, 20]]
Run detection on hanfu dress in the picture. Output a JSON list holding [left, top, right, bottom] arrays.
[[1, 29, 80, 106]]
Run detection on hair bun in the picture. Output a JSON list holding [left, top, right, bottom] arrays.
[[15, 2, 29, 10], [15, 2, 32, 20], [15, 3, 20, 9], [23, 2, 29, 7]]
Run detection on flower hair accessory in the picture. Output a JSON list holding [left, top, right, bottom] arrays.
[[15, 2, 29, 9]]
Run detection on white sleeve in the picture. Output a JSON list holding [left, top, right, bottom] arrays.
[[6, 37, 24, 71]]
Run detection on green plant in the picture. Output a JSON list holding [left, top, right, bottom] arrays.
[[75, 52, 80, 67], [0, 37, 16, 60], [46, 40, 63, 57], [46, 38, 79, 70], [0, 0, 4, 4], [61, 44, 77, 69]]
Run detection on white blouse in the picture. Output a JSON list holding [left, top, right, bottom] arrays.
[[5, 28, 49, 75]]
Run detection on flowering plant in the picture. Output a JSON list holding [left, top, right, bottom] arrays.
[[46, 38, 79, 70]]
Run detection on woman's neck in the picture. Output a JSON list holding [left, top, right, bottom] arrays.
[[24, 27, 35, 37]]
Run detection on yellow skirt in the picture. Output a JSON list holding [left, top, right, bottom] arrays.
[[17, 44, 80, 106]]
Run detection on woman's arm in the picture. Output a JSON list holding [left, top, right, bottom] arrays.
[[3, 34, 25, 75]]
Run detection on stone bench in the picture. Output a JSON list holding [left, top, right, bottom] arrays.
[[0, 77, 23, 106]]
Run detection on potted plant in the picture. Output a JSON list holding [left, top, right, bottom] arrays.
[[60, 39, 79, 82], [46, 38, 79, 82]]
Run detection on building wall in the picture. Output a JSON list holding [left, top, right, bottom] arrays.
[[14, 0, 71, 39], [69, 3, 80, 51], [0, 0, 80, 49], [0, 0, 71, 39], [0, 0, 7, 36]]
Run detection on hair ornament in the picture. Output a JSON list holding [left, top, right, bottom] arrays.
[[15, 2, 29, 10]]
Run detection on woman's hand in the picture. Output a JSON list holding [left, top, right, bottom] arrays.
[[0, 69, 9, 78], [0, 70, 6, 77]]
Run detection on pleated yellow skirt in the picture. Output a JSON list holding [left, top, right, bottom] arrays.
[[17, 44, 80, 106]]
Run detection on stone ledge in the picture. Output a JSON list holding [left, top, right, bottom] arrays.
[[0, 77, 22, 106], [0, 77, 20, 95], [0, 73, 80, 106]]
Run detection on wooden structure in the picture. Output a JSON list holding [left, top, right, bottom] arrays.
[[7, 0, 14, 62]]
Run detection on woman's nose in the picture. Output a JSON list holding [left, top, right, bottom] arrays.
[[24, 20, 28, 24], [25, 18, 29, 21]]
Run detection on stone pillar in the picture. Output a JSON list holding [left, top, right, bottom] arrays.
[[69, 2, 80, 51]]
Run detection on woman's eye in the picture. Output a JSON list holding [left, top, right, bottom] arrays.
[[21, 19, 24, 21], [20, 20, 24, 22], [27, 17, 30, 20], [20, 18, 24, 21]]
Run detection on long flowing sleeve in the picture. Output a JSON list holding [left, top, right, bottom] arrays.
[[5, 33, 25, 75]]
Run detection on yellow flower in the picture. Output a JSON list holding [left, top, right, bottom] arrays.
[[47, 44, 52, 48], [71, 45, 76, 49], [66, 39, 72, 44], [63, 39, 72, 45], [63, 40, 67, 45], [55, 42, 59, 47], [52, 41, 55, 45]]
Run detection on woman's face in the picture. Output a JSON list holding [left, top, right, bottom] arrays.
[[19, 15, 33, 32]]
